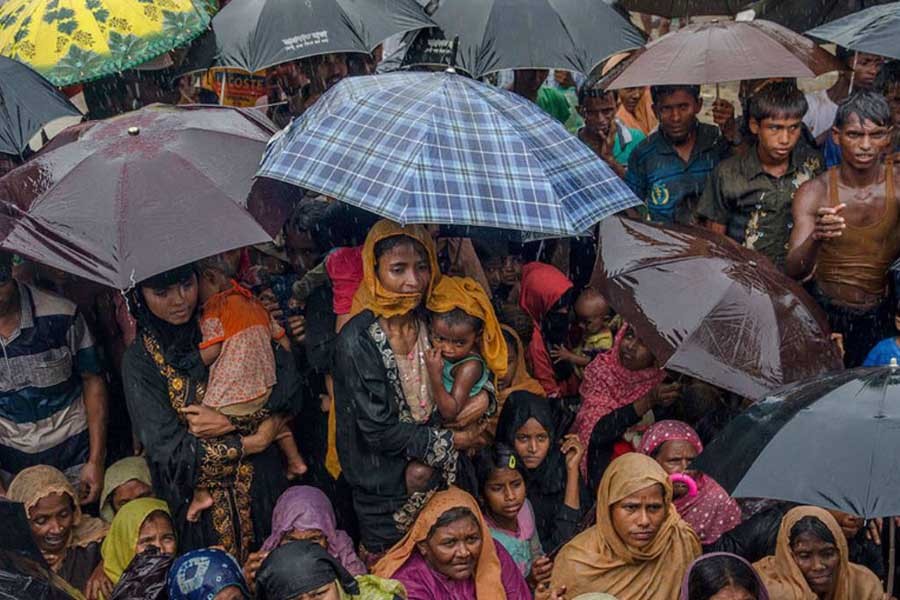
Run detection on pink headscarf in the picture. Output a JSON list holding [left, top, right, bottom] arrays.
[[639, 420, 743, 545], [572, 325, 665, 475], [261, 486, 366, 575]]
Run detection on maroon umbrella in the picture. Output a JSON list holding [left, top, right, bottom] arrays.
[[591, 216, 843, 400], [602, 19, 845, 88], [0, 104, 275, 289]]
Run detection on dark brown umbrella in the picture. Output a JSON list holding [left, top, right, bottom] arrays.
[[590, 216, 843, 400], [602, 19, 845, 89], [615, 0, 749, 18], [0, 104, 274, 289]]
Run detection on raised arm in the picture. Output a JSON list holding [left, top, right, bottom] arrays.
[[785, 177, 843, 280]]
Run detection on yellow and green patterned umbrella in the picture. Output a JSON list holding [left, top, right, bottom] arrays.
[[0, 0, 213, 87]]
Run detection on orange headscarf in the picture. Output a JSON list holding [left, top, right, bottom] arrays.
[[754, 506, 883, 600], [550, 453, 700, 599], [373, 487, 506, 600], [350, 219, 440, 319], [617, 89, 658, 136], [427, 276, 507, 378], [498, 324, 545, 403]]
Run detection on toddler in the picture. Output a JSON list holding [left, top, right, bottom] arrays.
[[188, 252, 308, 522], [550, 287, 617, 378]]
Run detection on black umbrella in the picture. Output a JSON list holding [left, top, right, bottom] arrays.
[[401, 0, 644, 78], [807, 1, 900, 60], [614, 0, 749, 17], [694, 365, 900, 519], [0, 57, 81, 156], [748, 0, 895, 33], [210, 0, 434, 74]]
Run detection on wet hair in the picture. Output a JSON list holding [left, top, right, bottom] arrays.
[[877, 60, 900, 94], [687, 555, 761, 600], [502, 329, 518, 354], [140, 263, 196, 291], [789, 516, 838, 547], [474, 443, 528, 501], [285, 199, 332, 251], [651, 84, 702, 105], [431, 308, 483, 334], [578, 84, 616, 107], [748, 82, 809, 122], [195, 253, 237, 279], [427, 507, 479, 539], [498, 305, 533, 348], [834, 90, 892, 129], [373, 235, 427, 262], [835, 45, 854, 65]]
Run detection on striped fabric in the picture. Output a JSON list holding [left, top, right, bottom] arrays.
[[0, 283, 102, 474], [258, 72, 640, 240]]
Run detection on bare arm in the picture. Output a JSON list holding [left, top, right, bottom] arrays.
[[705, 221, 727, 235], [199, 342, 222, 366], [80, 373, 108, 504], [426, 351, 483, 422], [785, 177, 844, 280]]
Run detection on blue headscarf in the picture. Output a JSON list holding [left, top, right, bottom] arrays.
[[167, 549, 249, 600]]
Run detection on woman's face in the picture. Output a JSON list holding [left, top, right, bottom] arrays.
[[213, 586, 247, 600], [111, 479, 153, 513], [619, 87, 643, 114], [610, 484, 666, 550], [136, 512, 177, 556], [141, 274, 198, 326], [281, 528, 328, 549], [290, 581, 340, 600], [709, 585, 755, 600], [417, 515, 483, 581], [654, 440, 699, 499], [619, 326, 656, 371], [28, 492, 75, 554], [790, 531, 840, 596], [483, 468, 526, 524], [375, 241, 430, 298], [513, 418, 551, 470]]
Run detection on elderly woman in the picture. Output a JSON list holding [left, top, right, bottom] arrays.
[[334, 221, 485, 557], [168, 548, 250, 600], [122, 264, 302, 561], [551, 453, 701, 599], [638, 420, 741, 545], [258, 540, 405, 600], [680, 553, 769, 600], [99, 456, 154, 522], [102, 497, 177, 587], [372, 487, 531, 599], [753, 506, 882, 600], [7, 465, 108, 594], [495, 391, 588, 552]]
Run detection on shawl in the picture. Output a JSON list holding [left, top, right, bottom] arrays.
[[680, 553, 770, 600], [638, 421, 742, 545], [109, 548, 173, 600], [372, 487, 506, 600], [427, 275, 508, 378], [258, 540, 359, 600], [350, 220, 440, 319], [102, 497, 172, 585], [7, 465, 109, 555], [498, 325, 545, 404], [574, 325, 665, 475], [260, 486, 366, 576], [99, 456, 153, 522], [326, 246, 364, 315], [753, 506, 883, 600], [167, 548, 249, 600], [617, 90, 658, 136], [518, 262, 574, 397], [550, 453, 701, 600]]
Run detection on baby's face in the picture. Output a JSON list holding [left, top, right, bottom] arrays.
[[576, 296, 611, 335], [431, 319, 479, 361]]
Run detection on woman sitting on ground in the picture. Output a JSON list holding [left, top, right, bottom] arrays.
[[680, 553, 769, 600], [99, 456, 154, 522], [102, 497, 177, 588]]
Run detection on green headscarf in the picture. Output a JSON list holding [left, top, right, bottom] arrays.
[[102, 497, 171, 584], [99, 456, 153, 522]]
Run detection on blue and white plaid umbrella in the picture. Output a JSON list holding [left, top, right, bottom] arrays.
[[257, 71, 640, 239]]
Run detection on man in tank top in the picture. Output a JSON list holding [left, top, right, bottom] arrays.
[[787, 91, 899, 367]]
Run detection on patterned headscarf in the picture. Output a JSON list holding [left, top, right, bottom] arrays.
[[167, 548, 249, 600]]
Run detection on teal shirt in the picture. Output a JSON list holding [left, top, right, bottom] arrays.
[[442, 355, 489, 396]]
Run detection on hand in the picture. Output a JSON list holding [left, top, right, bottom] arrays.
[[813, 204, 846, 240], [535, 583, 567, 600], [560, 434, 585, 474], [712, 99, 737, 141], [286, 314, 306, 345], [424, 347, 445, 376], [243, 550, 269, 593], [529, 556, 553, 585], [652, 381, 682, 408], [79, 461, 104, 505], [181, 405, 236, 439], [866, 517, 900, 545], [452, 421, 489, 450], [84, 561, 113, 600], [600, 118, 618, 161], [260, 297, 283, 322], [831, 333, 846, 361], [445, 391, 489, 429], [549, 345, 578, 365]]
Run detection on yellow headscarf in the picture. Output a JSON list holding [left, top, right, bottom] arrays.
[[350, 220, 440, 319], [7, 465, 109, 558], [754, 506, 883, 600], [497, 324, 545, 403], [372, 487, 506, 600], [101, 497, 172, 584], [427, 275, 508, 378], [550, 453, 700, 599], [99, 456, 153, 522]]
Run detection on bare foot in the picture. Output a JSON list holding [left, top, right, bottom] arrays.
[[285, 457, 308, 480], [187, 489, 214, 522]]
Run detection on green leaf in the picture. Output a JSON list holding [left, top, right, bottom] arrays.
[[93, 8, 109, 23], [85, 0, 102, 9], [53, 44, 108, 83], [57, 19, 77, 35]]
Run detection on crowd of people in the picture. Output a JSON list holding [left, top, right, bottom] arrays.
[[2, 8, 900, 600]]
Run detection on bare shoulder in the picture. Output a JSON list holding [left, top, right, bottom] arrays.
[[794, 171, 829, 211]]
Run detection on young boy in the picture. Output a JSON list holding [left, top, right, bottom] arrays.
[[862, 300, 900, 366], [549, 287, 616, 378]]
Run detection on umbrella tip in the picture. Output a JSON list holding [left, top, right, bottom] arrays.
[[127, 127, 140, 136]]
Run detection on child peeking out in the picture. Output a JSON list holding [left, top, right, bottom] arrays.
[[190, 251, 308, 522], [549, 287, 617, 378], [862, 298, 900, 366], [403, 276, 508, 495]]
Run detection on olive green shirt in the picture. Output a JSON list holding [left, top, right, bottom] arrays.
[[697, 144, 823, 268]]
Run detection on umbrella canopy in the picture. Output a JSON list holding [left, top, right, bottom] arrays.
[[0, 57, 81, 156], [209, 0, 432, 74], [590, 216, 843, 400], [0, 0, 212, 87], [602, 19, 845, 89], [748, 0, 895, 34], [0, 104, 274, 289], [401, 0, 643, 78], [693, 365, 900, 519], [806, 1, 900, 61], [256, 72, 641, 239], [614, 0, 749, 17]]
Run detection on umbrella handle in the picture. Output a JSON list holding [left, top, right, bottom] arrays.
[[889, 519, 896, 598]]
